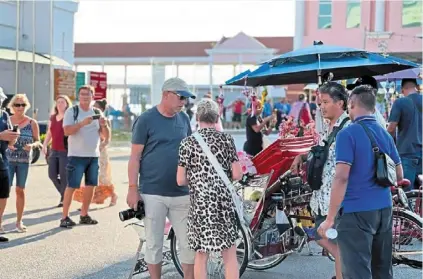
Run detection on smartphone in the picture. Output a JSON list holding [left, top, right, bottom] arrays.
[[12, 125, 18, 132], [92, 114, 101, 120]]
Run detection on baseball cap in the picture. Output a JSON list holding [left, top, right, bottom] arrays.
[[162, 77, 196, 99]]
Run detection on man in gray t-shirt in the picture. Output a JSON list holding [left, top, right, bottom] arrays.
[[60, 86, 111, 228], [127, 78, 196, 279]]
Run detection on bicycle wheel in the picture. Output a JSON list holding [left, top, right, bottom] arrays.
[[392, 209, 422, 269], [247, 223, 290, 270], [170, 224, 250, 278], [406, 190, 423, 217]]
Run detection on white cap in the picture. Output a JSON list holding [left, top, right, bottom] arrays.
[[162, 77, 196, 99]]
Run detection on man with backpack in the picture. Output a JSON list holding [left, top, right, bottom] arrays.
[[60, 85, 110, 228], [388, 78, 422, 191], [290, 82, 350, 279]]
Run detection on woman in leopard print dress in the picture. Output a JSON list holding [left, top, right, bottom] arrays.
[[177, 98, 242, 279]]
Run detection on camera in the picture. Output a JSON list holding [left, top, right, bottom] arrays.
[[12, 125, 18, 132], [119, 200, 145, 222]]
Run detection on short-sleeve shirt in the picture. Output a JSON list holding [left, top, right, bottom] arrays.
[[0, 110, 12, 170], [63, 105, 101, 157], [335, 115, 401, 213], [388, 93, 422, 158], [132, 107, 191, 197]]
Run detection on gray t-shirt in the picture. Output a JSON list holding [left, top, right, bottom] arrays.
[[63, 105, 101, 157], [132, 107, 191, 196]]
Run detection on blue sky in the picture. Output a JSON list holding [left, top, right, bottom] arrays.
[[74, 0, 296, 42]]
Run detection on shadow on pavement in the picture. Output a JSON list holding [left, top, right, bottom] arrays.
[[0, 227, 64, 249], [74, 257, 179, 279], [3, 206, 58, 220]]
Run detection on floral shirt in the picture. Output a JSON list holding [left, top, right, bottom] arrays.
[[309, 111, 351, 216]]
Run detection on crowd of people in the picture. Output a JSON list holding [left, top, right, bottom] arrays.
[[0, 74, 421, 279]]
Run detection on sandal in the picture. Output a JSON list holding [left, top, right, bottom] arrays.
[[79, 215, 98, 225], [16, 222, 27, 233], [0, 226, 5, 234]]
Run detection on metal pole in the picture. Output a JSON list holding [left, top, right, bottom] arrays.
[[32, 0, 36, 117], [49, 0, 54, 108], [15, 0, 20, 95]]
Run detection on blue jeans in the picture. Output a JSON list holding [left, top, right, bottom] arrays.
[[66, 157, 99, 188], [8, 162, 29, 188], [401, 156, 422, 191]]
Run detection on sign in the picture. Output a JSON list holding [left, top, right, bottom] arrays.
[[75, 72, 86, 101], [88, 71, 107, 100], [54, 69, 76, 100]]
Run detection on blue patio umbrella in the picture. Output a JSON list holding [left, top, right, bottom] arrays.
[[374, 67, 422, 81], [224, 69, 251, 85], [226, 42, 419, 87]]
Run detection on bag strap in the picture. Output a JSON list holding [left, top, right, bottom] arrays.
[[192, 132, 243, 218], [72, 105, 79, 123], [356, 121, 380, 153], [326, 117, 350, 147], [193, 132, 234, 191]]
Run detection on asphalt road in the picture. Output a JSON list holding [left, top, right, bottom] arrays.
[[0, 134, 421, 279]]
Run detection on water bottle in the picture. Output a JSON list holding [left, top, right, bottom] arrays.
[[325, 228, 338, 239]]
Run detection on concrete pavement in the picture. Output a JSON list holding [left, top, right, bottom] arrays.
[[0, 139, 421, 279]]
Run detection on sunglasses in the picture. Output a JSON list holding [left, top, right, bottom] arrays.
[[169, 91, 187, 101], [13, 103, 27, 108]]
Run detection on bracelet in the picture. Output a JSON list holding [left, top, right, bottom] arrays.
[[129, 184, 138, 189]]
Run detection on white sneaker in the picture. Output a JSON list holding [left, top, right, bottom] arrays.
[[16, 222, 27, 233]]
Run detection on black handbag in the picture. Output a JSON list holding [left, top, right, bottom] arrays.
[[306, 117, 350, 191], [357, 122, 397, 187]]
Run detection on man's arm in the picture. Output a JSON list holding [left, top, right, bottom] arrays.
[[326, 163, 350, 222], [63, 108, 91, 136], [387, 99, 402, 138], [327, 129, 355, 222], [128, 144, 144, 187]]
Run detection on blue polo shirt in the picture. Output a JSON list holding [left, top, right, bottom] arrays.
[[335, 115, 401, 213]]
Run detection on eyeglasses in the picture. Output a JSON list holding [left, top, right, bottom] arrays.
[[13, 103, 27, 108], [169, 91, 187, 101]]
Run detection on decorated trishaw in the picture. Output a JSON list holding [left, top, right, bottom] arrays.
[[122, 42, 422, 279]]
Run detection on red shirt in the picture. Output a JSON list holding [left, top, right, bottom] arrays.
[[50, 115, 66, 151], [233, 101, 244, 114]]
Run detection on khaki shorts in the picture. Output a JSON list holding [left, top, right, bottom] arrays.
[[142, 194, 195, 265]]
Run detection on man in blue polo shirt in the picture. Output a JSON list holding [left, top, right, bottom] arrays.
[[388, 78, 422, 191], [318, 85, 404, 279]]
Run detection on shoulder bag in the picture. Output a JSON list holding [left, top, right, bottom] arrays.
[[193, 132, 245, 225], [357, 122, 397, 187]]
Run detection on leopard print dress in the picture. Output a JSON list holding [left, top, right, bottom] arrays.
[[178, 128, 239, 253]]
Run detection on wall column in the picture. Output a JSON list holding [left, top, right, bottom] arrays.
[[176, 65, 179, 77], [294, 0, 305, 50], [375, 0, 385, 32], [209, 56, 213, 94], [123, 65, 127, 95], [151, 63, 165, 106]]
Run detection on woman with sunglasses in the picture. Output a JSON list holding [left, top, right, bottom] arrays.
[[42, 95, 72, 207], [6, 94, 41, 232]]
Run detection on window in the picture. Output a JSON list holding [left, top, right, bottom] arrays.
[[402, 0, 422, 28], [346, 0, 361, 28], [318, 0, 332, 29]]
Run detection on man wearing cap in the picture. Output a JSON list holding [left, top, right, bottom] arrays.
[[127, 77, 196, 279], [388, 78, 422, 191]]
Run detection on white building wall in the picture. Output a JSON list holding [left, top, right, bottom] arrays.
[[0, 0, 78, 64]]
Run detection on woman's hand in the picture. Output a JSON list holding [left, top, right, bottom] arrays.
[[42, 145, 48, 155], [8, 145, 16, 151], [23, 144, 33, 152]]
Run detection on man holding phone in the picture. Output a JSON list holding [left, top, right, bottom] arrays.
[[0, 87, 19, 242], [60, 85, 111, 228]]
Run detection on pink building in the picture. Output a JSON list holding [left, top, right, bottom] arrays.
[[295, 0, 422, 62]]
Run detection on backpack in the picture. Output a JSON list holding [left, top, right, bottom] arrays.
[[306, 117, 350, 191], [63, 106, 101, 150]]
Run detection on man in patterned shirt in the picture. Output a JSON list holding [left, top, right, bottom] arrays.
[[290, 82, 350, 279]]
